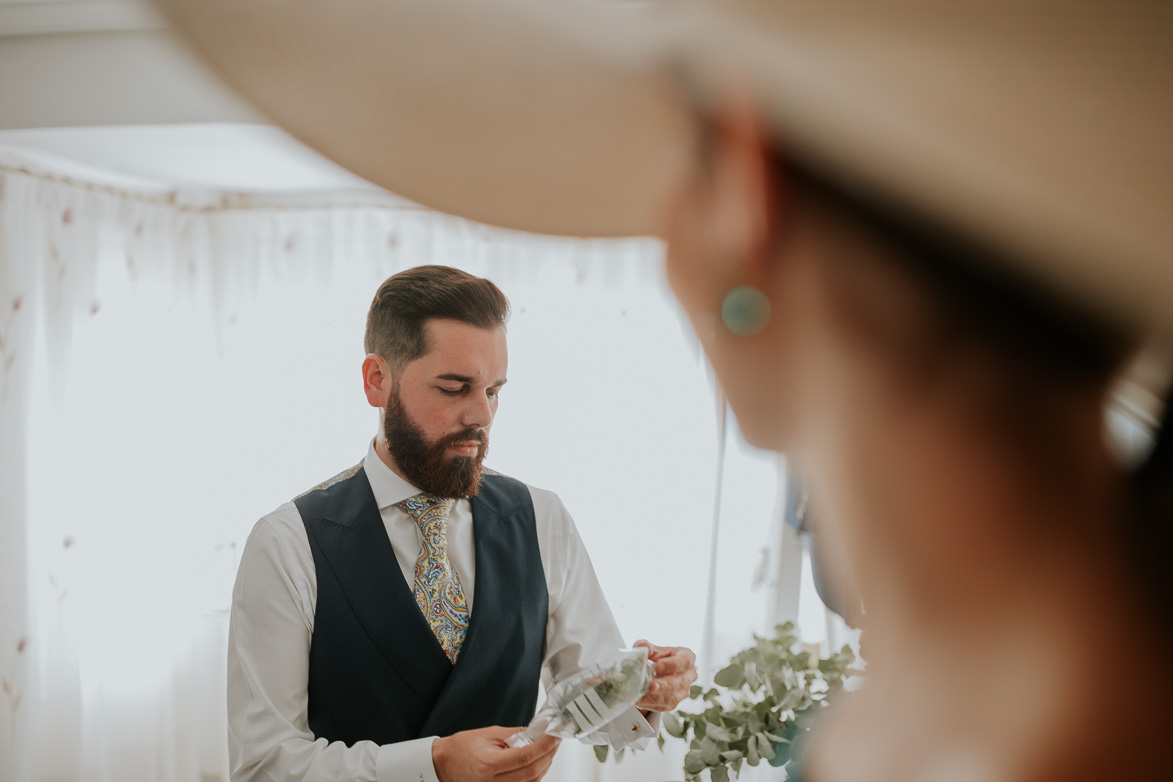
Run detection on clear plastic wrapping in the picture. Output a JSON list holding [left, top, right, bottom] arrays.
[[506, 648, 655, 748]]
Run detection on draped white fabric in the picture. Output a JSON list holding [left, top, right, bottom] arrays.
[[0, 165, 784, 782]]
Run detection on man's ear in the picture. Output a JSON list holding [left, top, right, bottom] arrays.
[[362, 354, 393, 409]]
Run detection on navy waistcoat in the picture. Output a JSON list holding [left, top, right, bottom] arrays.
[[295, 467, 548, 746]]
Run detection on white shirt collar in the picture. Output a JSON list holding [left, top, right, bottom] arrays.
[[363, 439, 424, 510]]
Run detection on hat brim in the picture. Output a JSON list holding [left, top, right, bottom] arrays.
[[152, 0, 695, 238], [152, 0, 1173, 336]]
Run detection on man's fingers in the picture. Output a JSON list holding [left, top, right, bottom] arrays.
[[653, 651, 695, 677], [496, 745, 559, 782], [634, 643, 699, 711], [652, 673, 696, 693], [649, 648, 697, 690], [634, 639, 671, 660], [485, 726, 525, 744], [499, 739, 559, 771], [493, 735, 560, 773], [638, 672, 696, 711], [638, 690, 680, 708]]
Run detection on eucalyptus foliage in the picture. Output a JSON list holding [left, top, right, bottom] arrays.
[[596, 623, 857, 781]]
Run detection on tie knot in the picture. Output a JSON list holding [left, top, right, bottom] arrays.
[[397, 493, 455, 529]]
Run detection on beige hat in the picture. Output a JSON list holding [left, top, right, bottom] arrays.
[[151, 0, 1173, 337]]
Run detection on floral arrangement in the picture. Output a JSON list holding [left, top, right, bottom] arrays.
[[596, 623, 859, 781]]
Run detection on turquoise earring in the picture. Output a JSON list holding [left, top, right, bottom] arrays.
[[721, 285, 771, 336]]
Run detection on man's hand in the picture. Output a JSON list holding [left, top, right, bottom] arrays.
[[432, 726, 560, 782], [634, 640, 698, 713]]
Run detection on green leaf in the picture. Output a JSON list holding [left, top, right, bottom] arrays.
[[690, 685, 704, 699], [684, 750, 708, 775], [705, 723, 734, 742], [757, 735, 776, 760], [710, 765, 730, 782], [778, 687, 807, 711], [714, 664, 746, 689], [664, 712, 686, 738], [593, 745, 609, 763]]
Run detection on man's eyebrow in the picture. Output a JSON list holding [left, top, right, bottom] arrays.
[[435, 373, 508, 386]]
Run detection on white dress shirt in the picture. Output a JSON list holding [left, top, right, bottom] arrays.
[[228, 441, 655, 782]]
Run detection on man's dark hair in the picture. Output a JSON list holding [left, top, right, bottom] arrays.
[[364, 265, 510, 368]]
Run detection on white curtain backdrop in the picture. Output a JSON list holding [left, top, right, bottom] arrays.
[[0, 162, 787, 782]]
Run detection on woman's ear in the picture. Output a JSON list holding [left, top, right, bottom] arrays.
[[361, 354, 392, 409], [705, 89, 780, 281], [662, 88, 786, 346]]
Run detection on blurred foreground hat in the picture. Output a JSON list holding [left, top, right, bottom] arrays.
[[152, 0, 1173, 337]]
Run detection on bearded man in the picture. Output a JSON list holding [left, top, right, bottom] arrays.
[[227, 265, 696, 782]]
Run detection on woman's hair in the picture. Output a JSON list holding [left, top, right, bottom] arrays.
[[1130, 415, 1173, 625], [776, 156, 1173, 627]]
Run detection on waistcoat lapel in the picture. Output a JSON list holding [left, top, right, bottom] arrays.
[[300, 467, 453, 706], [419, 477, 539, 736]]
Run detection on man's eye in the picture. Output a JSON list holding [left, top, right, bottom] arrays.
[[488, 390, 500, 399], [439, 387, 464, 396]]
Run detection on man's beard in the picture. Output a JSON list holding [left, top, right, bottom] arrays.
[[384, 388, 489, 499]]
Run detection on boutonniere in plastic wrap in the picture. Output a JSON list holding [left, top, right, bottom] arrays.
[[507, 647, 655, 748]]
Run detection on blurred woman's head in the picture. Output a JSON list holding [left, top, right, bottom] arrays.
[[665, 95, 1132, 446], [663, 94, 1172, 635]]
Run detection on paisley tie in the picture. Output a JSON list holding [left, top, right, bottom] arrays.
[[397, 493, 469, 664]]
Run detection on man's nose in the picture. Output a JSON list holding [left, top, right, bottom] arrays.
[[460, 392, 493, 430]]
